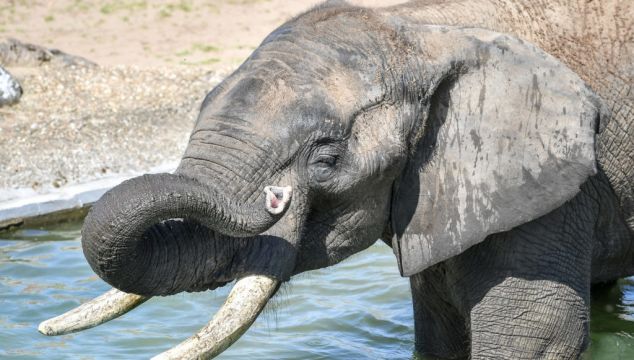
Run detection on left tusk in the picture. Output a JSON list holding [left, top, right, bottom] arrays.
[[152, 275, 279, 360], [38, 288, 149, 336]]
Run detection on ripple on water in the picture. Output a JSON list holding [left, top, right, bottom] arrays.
[[1, 222, 633, 359]]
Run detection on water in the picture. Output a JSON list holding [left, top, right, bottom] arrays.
[[1, 221, 633, 359]]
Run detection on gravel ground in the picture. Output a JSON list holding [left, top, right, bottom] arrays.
[[0, 58, 224, 202]]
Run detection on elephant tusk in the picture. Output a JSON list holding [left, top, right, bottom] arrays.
[[152, 275, 278, 360], [38, 288, 149, 336]]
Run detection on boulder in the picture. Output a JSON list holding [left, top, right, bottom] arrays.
[[0, 65, 21, 106], [0, 38, 96, 68]]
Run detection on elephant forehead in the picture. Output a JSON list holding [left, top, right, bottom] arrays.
[[223, 75, 300, 114], [212, 71, 369, 148], [196, 26, 385, 160], [194, 90, 351, 169]]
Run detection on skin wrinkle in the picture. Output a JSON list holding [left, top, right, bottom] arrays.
[[190, 130, 272, 157], [168, 222, 184, 293], [190, 141, 262, 174], [325, 212, 368, 254], [183, 142, 260, 176], [183, 156, 246, 182], [255, 40, 328, 76], [216, 131, 286, 177], [307, 209, 359, 255], [183, 130, 286, 204]]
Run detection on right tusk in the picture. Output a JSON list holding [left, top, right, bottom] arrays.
[[38, 288, 149, 336], [152, 275, 279, 360]]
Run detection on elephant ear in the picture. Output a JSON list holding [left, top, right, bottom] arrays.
[[391, 27, 600, 276]]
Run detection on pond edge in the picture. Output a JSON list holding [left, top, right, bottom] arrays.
[[0, 162, 177, 231]]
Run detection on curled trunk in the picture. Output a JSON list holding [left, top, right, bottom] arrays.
[[82, 173, 283, 296]]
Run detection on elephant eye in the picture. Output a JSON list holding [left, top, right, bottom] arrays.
[[314, 154, 337, 167], [310, 154, 338, 183]]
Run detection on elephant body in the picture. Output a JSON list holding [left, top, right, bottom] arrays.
[[378, 1, 634, 358], [41, 1, 633, 359], [393, 1, 634, 357]]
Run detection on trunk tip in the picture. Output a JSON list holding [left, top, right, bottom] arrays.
[[264, 185, 292, 215]]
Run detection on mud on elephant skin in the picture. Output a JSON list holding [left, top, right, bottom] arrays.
[[40, 0, 633, 359]]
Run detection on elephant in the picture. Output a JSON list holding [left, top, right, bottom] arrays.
[[39, 0, 633, 359]]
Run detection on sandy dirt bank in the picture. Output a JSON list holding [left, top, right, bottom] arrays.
[[0, 0, 405, 69]]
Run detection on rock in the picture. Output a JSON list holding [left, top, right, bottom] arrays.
[[0, 38, 97, 68], [0, 65, 22, 106]]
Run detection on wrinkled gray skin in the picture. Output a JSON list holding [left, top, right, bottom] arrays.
[[82, 0, 633, 359]]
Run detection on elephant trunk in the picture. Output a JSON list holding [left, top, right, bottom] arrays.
[[81, 172, 290, 296]]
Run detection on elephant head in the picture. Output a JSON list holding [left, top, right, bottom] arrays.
[[40, 3, 601, 359]]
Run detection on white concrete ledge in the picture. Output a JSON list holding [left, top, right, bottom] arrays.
[[0, 162, 178, 230]]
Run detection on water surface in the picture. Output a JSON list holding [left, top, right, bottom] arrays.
[[1, 222, 632, 359]]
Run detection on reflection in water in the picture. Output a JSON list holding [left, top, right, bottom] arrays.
[[589, 279, 634, 359], [0, 222, 633, 359]]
